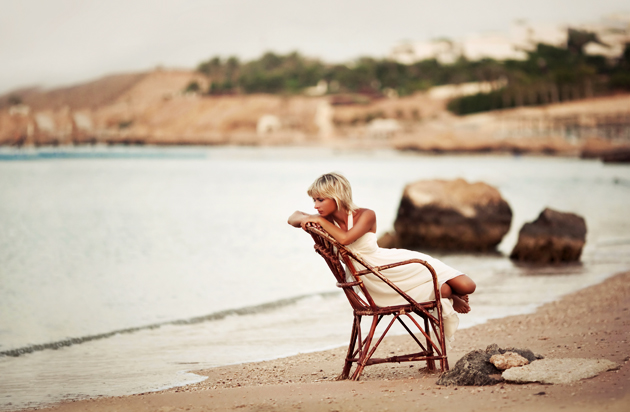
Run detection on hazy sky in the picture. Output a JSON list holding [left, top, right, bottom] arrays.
[[1, 0, 628, 94]]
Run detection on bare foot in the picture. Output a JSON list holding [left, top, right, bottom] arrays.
[[460, 294, 469, 303], [452, 295, 471, 314]]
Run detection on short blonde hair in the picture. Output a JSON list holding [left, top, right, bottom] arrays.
[[307, 172, 358, 213]]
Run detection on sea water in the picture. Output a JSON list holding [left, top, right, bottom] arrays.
[[1, 146, 629, 411]]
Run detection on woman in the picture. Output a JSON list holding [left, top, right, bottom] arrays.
[[288, 172, 476, 342]]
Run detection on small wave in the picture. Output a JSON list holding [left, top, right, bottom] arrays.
[[0, 291, 340, 358]]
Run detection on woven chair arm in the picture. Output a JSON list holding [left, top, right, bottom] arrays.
[[336, 280, 362, 288], [356, 259, 439, 294], [356, 259, 437, 278], [361, 265, 440, 321]]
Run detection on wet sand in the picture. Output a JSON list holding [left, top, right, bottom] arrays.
[[34, 271, 630, 412]]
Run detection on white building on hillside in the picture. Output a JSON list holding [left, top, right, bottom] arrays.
[[460, 32, 527, 61], [509, 20, 568, 51], [389, 14, 629, 64], [579, 13, 630, 59], [389, 39, 460, 64]]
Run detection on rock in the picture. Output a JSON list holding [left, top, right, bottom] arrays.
[[600, 148, 630, 163], [510, 208, 587, 263], [502, 358, 617, 384], [489, 352, 529, 370], [436, 347, 502, 386], [580, 142, 630, 163], [436, 344, 542, 386], [393, 179, 512, 251], [376, 231, 397, 248]]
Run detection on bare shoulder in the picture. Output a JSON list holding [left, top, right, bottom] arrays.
[[354, 208, 377, 227], [351, 208, 376, 233], [354, 207, 376, 217]]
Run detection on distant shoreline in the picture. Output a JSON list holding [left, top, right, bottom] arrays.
[[0, 143, 629, 163]]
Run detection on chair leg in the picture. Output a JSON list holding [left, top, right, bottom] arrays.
[[338, 314, 360, 380], [440, 335, 449, 372], [424, 316, 436, 371], [441, 355, 450, 372], [435, 307, 449, 372], [350, 315, 378, 381]]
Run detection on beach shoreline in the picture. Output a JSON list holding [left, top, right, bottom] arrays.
[[30, 270, 630, 412]]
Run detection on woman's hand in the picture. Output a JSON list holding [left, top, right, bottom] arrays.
[[288, 210, 323, 229], [300, 215, 324, 230]]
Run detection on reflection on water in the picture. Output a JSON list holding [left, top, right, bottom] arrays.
[[0, 146, 629, 411]]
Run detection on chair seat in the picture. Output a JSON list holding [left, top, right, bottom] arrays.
[[352, 302, 438, 316]]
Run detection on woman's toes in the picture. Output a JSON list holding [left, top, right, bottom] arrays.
[[452, 296, 471, 314]]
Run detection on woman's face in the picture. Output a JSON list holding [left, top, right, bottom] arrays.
[[313, 197, 337, 217]]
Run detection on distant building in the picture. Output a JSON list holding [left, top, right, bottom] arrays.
[[428, 79, 507, 100], [8, 104, 30, 116], [389, 14, 630, 64], [460, 32, 527, 61], [256, 115, 281, 135], [579, 13, 630, 59], [510, 20, 568, 50], [389, 39, 459, 64], [304, 80, 328, 96]]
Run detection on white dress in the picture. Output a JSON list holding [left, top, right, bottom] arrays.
[[343, 213, 462, 344]]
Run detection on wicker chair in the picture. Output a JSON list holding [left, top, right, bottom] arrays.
[[305, 225, 449, 380]]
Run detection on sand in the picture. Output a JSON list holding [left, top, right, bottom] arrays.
[[33, 271, 630, 412]]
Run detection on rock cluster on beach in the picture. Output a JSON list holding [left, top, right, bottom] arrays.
[[436, 344, 617, 386], [510, 208, 587, 263], [383, 178, 512, 252], [436, 344, 541, 386]]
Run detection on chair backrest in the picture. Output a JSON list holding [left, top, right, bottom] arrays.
[[306, 226, 377, 311]]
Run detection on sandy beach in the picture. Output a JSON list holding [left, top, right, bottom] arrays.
[[29, 270, 629, 412]]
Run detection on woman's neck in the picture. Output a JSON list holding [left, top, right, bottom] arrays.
[[331, 208, 350, 228]]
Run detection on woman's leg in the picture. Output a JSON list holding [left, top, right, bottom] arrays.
[[440, 275, 476, 314], [446, 274, 476, 296]]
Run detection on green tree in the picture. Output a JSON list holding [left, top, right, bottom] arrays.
[[8, 95, 22, 105], [184, 81, 201, 93]]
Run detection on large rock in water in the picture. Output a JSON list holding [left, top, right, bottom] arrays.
[[510, 208, 587, 263], [393, 179, 512, 251]]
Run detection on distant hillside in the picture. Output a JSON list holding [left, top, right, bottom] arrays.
[[0, 69, 324, 146], [0, 72, 150, 110]]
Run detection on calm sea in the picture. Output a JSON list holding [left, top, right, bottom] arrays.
[[1, 146, 629, 411]]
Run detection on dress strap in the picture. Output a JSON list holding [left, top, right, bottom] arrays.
[[348, 212, 353, 229]]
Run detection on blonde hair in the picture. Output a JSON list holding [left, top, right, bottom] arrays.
[[307, 172, 358, 213]]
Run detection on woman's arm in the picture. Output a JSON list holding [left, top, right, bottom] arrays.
[[301, 209, 376, 245], [287, 211, 313, 228]]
